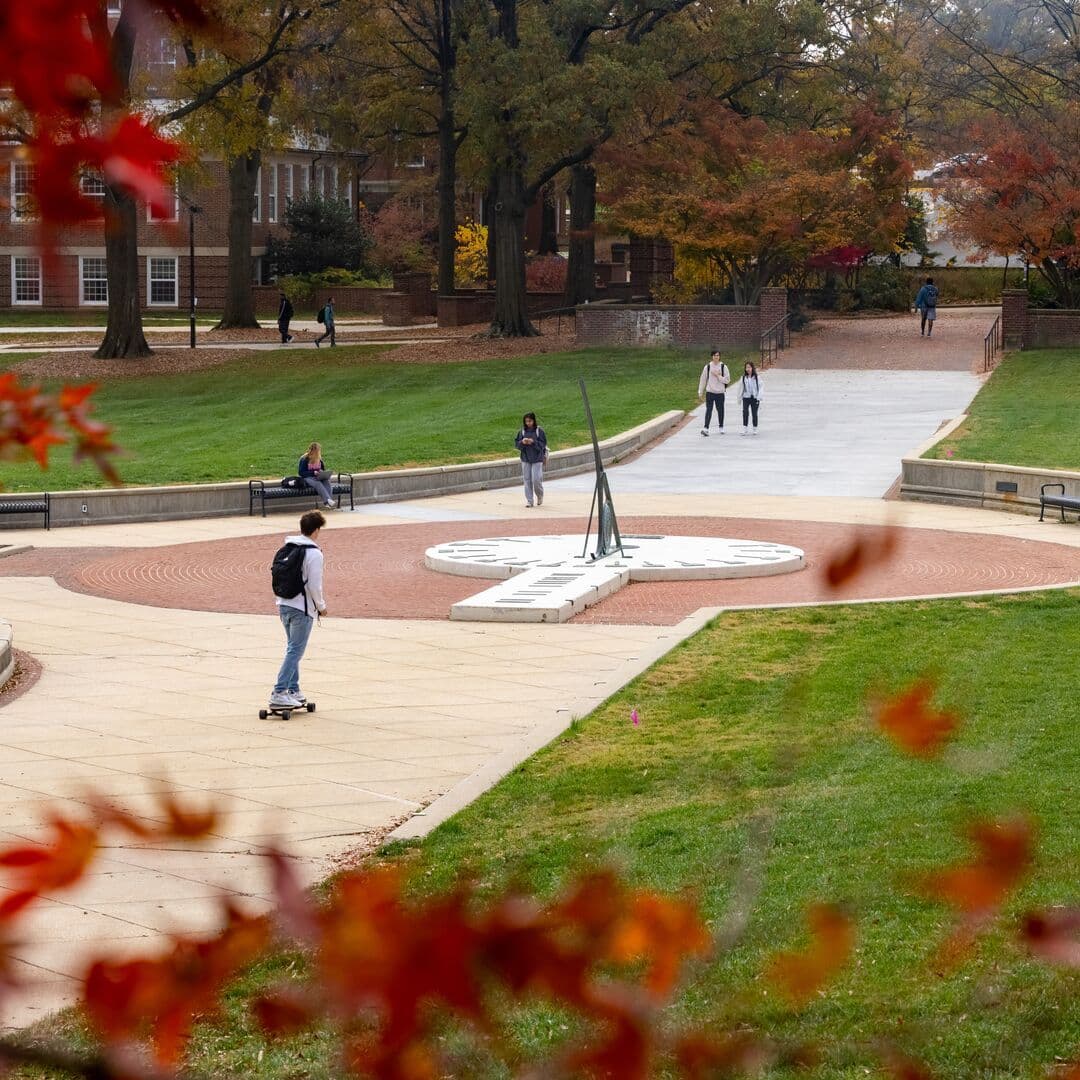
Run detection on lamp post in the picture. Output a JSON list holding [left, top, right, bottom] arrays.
[[187, 203, 202, 348]]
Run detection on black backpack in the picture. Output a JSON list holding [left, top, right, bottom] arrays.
[[316, 306, 325, 324], [271, 542, 308, 600]]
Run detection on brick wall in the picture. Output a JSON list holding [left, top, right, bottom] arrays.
[[1001, 289, 1080, 349], [437, 290, 565, 328], [575, 302, 767, 348]]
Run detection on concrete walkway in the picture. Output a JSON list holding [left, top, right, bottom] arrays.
[[554, 369, 980, 498]]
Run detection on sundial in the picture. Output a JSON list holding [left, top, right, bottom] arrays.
[[425, 381, 806, 623]]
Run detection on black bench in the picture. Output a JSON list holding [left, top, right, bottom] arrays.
[[1040, 483, 1080, 522], [249, 474, 355, 517], [0, 493, 49, 530]]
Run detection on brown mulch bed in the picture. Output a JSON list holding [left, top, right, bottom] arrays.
[[0, 650, 43, 709], [8, 323, 579, 379]]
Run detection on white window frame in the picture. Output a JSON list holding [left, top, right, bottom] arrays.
[[146, 180, 179, 223], [301, 166, 311, 196], [318, 166, 326, 197], [10, 162, 35, 222], [252, 167, 261, 222], [148, 36, 177, 75], [268, 163, 278, 223], [332, 165, 339, 198], [11, 256, 42, 306], [79, 256, 109, 306], [147, 256, 178, 307], [343, 175, 352, 209], [406, 153, 426, 169], [285, 164, 294, 206], [80, 173, 107, 203]]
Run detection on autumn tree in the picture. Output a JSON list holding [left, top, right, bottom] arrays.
[[941, 106, 1080, 307], [605, 105, 910, 303]]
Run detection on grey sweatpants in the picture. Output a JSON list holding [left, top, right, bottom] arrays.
[[522, 461, 544, 505]]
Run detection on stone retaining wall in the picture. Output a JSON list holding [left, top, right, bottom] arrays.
[[4, 412, 684, 529], [900, 456, 1080, 516], [0, 621, 12, 689], [575, 288, 787, 348]]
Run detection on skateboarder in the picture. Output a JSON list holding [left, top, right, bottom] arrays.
[[269, 510, 327, 709]]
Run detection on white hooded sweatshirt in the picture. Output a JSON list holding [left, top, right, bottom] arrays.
[[275, 534, 325, 615]]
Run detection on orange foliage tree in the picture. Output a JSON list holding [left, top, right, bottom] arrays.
[[942, 106, 1080, 307], [603, 106, 910, 304]]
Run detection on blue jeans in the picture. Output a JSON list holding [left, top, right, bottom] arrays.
[[274, 605, 314, 694], [303, 476, 333, 504]]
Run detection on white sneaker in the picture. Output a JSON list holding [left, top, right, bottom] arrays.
[[751, 429, 758, 435], [741, 428, 748, 436], [700, 429, 709, 437], [269, 691, 301, 707], [718, 428, 724, 435]]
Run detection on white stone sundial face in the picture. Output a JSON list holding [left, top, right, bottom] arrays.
[[425, 534, 805, 622]]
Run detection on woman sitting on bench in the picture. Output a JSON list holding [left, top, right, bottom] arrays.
[[298, 442, 336, 509]]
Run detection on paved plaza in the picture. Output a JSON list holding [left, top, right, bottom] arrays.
[[1, 316, 1076, 1030]]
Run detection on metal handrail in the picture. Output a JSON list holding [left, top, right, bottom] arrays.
[[533, 304, 578, 336], [983, 314, 1002, 371], [759, 311, 791, 368]]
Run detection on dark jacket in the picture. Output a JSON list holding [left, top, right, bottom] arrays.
[[277, 296, 293, 324], [298, 455, 323, 479], [515, 426, 547, 464]]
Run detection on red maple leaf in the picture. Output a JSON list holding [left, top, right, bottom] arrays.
[[873, 677, 961, 758], [765, 903, 855, 1005]]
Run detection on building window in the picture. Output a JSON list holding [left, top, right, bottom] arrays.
[[318, 166, 326, 197], [252, 167, 261, 222], [148, 36, 177, 77], [12, 256, 42, 305], [147, 180, 179, 222], [406, 154, 426, 169], [80, 173, 106, 202], [80, 257, 108, 305], [11, 163, 35, 221], [343, 176, 352, 209], [285, 164, 294, 206], [147, 256, 177, 306], [332, 165, 339, 199], [268, 163, 277, 223], [107, 0, 122, 12]]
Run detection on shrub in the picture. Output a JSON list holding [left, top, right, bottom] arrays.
[[372, 198, 435, 273], [851, 264, 911, 311], [525, 254, 567, 293], [454, 219, 488, 286], [266, 193, 373, 276]]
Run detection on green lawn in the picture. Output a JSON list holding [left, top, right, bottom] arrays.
[[4, 345, 709, 492], [8, 591, 1080, 1077], [925, 348, 1080, 470], [0, 311, 223, 327]]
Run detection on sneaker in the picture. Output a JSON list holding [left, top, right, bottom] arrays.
[[324, 501, 336, 509], [751, 428, 758, 435], [741, 428, 748, 436], [269, 691, 301, 707], [700, 429, 709, 437], [315, 339, 320, 348], [537, 497, 543, 506], [718, 428, 725, 435], [290, 691, 306, 705], [287, 335, 293, 343]]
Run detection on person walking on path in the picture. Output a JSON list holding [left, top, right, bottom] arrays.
[[735, 361, 763, 435], [277, 291, 294, 343], [914, 277, 939, 337], [269, 509, 327, 708], [315, 296, 336, 347], [299, 441, 336, 509], [697, 349, 730, 435], [515, 411, 548, 507]]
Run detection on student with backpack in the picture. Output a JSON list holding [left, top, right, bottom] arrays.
[[315, 296, 336, 347], [269, 510, 327, 709], [914, 277, 939, 337], [697, 348, 730, 435], [735, 360, 763, 435]]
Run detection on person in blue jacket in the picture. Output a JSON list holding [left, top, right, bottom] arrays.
[[299, 441, 336, 508], [914, 277, 939, 337], [515, 412, 548, 507]]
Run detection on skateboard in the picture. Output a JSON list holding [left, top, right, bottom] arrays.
[[259, 700, 316, 720]]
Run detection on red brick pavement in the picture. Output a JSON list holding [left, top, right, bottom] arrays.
[[2, 517, 1078, 625]]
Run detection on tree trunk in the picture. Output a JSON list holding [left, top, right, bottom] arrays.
[[490, 163, 537, 337], [95, 188, 150, 359], [537, 183, 559, 255], [484, 180, 497, 286], [436, 109, 458, 297], [563, 163, 596, 306], [218, 152, 261, 329]]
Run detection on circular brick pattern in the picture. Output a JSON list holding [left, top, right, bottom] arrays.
[[3, 516, 1078, 625]]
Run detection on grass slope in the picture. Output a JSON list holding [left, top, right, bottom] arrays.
[[2, 345, 709, 492], [926, 349, 1080, 470]]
